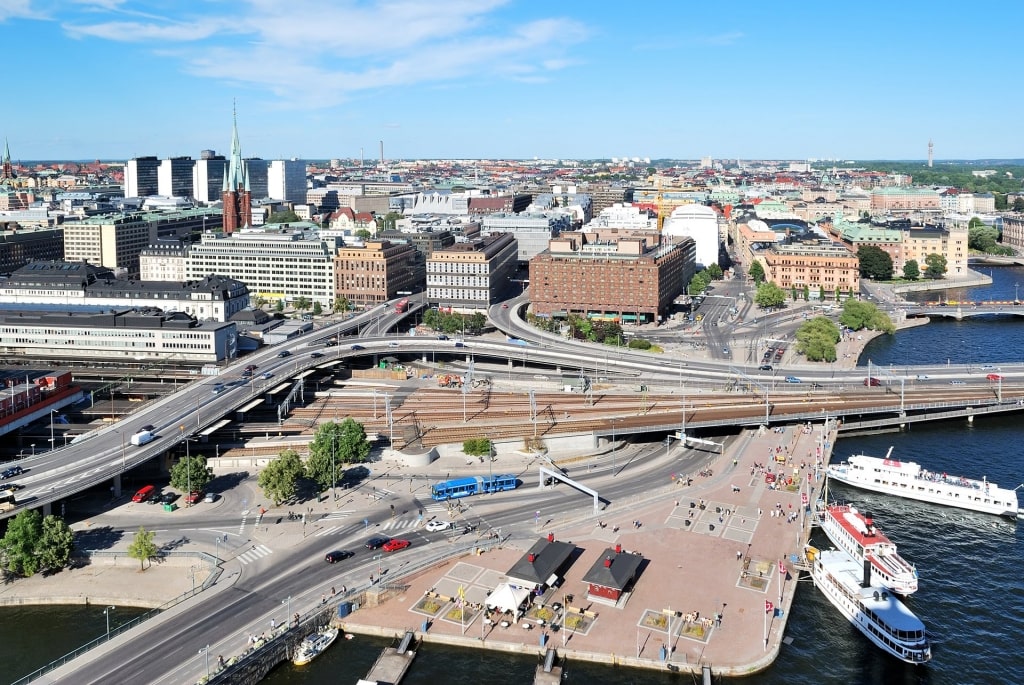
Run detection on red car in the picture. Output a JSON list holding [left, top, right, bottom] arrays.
[[382, 538, 411, 552], [986, 373, 1003, 381], [185, 491, 203, 505]]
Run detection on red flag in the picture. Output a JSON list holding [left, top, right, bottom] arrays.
[[765, 600, 774, 614], [779, 560, 786, 575]]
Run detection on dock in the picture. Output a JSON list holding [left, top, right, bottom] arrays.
[[358, 630, 416, 685], [533, 647, 562, 684]]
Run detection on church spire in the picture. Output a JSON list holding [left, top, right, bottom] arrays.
[[221, 102, 252, 234], [225, 101, 245, 192], [1, 138, 13, 181]]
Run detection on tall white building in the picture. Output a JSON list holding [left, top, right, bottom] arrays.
[[194, 156, 227, 204], [124, 156, 160, 198], [268, 159, 307, 204], [185, 228, 337, 306], [662, 204, 721, 268], [157, 157, 195, 198]]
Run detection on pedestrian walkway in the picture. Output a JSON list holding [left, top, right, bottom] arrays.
[[236, 544, 273, 565], [380, 517, 420, 532]]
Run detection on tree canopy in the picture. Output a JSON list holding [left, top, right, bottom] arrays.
[[902, 259, 920, 280], [968, 224, 1014, 256], [839, 299, 895, 334], [127, 526, 158, 572], [748, 260, 766, 284], [857, 245, 894, 280], [0, 510, 76, 577], [687, 270, 713, 296], [170, 454, 212, 494], [268, 209, 301, 224], [306, 419, 372, 491], [463, 438, 492, 457], [258, 449, 306, 505], [924, 253, 948, 279], [795, 317, 841, 362], [754, 281, 786, 309]]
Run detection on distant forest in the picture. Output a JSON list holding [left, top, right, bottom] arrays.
[[856, 161, 1024, 195]]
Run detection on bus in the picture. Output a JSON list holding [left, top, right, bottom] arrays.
[[430, 474, 518, 501], [0, 488, 17, 512], [394, 298, 409, 314]]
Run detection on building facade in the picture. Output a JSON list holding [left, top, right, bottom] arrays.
[[334, 240, 422, 308], [755, 243, 860, 295], [139, 239, 188, 282], [193, 156, 227, 204], [481, 212, 571, 262], [157, 157, 195, 198], [870, 187, 941, 213], [426, 233, 518, 310], [268, 159, 307, 204], [186, 229, 337, 306], [529, 232, 696, 323], [124, 156, 160, 198], [0, 227, 64, 273]]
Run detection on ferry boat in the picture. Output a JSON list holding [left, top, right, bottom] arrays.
[[292, 627, 339, 666], [818, 502, 918, 595], [810, 547, 931, 664], [827, 448, 1023, 519]]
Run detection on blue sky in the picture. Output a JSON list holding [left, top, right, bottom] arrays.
[[2, 1, 1020, 161]]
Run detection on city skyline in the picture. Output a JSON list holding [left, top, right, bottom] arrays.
[[2, 1, 1020, 161]]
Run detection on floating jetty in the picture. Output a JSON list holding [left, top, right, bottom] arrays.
[[533, 647, 562, 685], [357, 630, 417, 685]]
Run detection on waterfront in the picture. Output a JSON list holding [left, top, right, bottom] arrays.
[[3, 269, 1024, 684]]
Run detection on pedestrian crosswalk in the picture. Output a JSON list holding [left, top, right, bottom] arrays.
[[322, 511, 354, 521], [380, 517, 420, 532], [313, 516, 421, 537], [237, 544, 273, 565]]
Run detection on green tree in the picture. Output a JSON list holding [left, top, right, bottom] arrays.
[[275, 299, 284, 313], [819, 285, 826, 301], [312, 301, 323, 316], [37, 516, 75, 572], [465, 312, 487, 335], [706, 264, 724, 280], [463, 438, 492, 457], [902, 259, 920, 280], [968, 224, 1002, 253], [1013, 197, 1024, 212], [839, 299, 895, 334], [627, 338, 652, 350], [334, 297, 350, 313], [687, 270, 712, 296], [0, 510, 43, 577], [755, 282, 786, 309], [336, 418, 372, 463], [305, 421, 369, 491], [127, 526, 158, 572], [268, 209, 301, 224], [795, 317, 841, 362], [924, 253, 948, 279], [748, 261, 766, 284], [968, 217, 984, 230], [791, 285, 799, 301], [355, 228, 372, 240], [857, 245, 894, 280], [803, 284, 810, 301], [995, 193, 1008, 211], [170, 454, 212, 494], [258, 449, 306, 505]]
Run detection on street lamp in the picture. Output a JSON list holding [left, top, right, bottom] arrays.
[[30, 443, 35, 457], [282, 595, 291, 622], [199, 644, 210, 680], [49, 409, 57, 451], [104, 605, 116, 639]]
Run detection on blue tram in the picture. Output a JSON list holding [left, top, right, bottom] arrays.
[[430, 474, 518, 501]]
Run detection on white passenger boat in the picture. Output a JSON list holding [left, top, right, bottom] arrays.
[[827, 448, 1023, 518], [817, 502, 918, 595], [809, 547, 931, 664], [292, 627, 339, 666]]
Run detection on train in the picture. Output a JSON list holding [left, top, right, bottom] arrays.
[[430, 474, 518, 501]]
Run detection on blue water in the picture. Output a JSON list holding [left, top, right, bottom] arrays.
[[4, 267, 1024, 684]]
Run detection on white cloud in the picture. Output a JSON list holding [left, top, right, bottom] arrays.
[[700, 31, 744, 46], [60, 0, 589, 106], [0, 0, 41, 21]]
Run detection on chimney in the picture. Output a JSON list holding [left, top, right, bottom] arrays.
[[528, 553, 535, 563], [615, 544, 622, 554], [603, 556, 612, 568], [547, 533, 554, 543], [862, 558, 872, 588]]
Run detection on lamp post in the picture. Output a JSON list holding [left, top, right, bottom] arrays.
[[1016, 282, 1020, 304], [331, 429, 337, 501], [104, 605, 116, 639], [30, 443, 35, 457], [282, 596, 291, 622], [49, 409, 57, 451], [199, 644, 210, 680], [120, 431, 126, 471]]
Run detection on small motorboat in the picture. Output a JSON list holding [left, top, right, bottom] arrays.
[[292, 627, 340, 666]]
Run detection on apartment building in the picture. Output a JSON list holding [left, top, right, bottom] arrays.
[[334, 240, 422, 308], [755, 243, 860, 295], [426, 233, 518, 311], [529, 232, 696, 323]]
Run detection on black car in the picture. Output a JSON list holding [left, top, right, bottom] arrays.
[[759, 364, 773, 371], [141, 424, 156, 432], [310, 352, 324, 359], [159, 492, 177, 504], [365, 536, 390, 550], [325, 550, 354, 563], [351, 344, 365, 351], [1, 466, 23, 479], [277, 350, 291, 358]]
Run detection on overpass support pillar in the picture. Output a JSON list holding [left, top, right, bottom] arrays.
[[899, 412, 906, 430], [112, 473, 123, 498], [42, 501, 52, 516], [967, 413, 974, 424]]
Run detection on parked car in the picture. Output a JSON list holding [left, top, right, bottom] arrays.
[[351, 344, 365, 351], [325, 550, 354, 564], [203, 492, 218, 503], [425, 519, 452, 532], [382, 538, 411, 552], [159, 492, 177, 504], [785, 376, 801, 384], [185, 491, 203, 505], [364, 536, 390, 550]]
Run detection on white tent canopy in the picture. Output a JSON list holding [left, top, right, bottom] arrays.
[[485, 583, 531, 615]]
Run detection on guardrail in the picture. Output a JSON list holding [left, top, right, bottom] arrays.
[[11, 550, 221, 685]]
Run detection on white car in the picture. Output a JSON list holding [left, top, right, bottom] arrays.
[[425, 519, 452, 532]]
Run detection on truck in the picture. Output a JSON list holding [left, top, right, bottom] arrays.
[[130, 430, 155, 446], [394, 298, 409, 314]]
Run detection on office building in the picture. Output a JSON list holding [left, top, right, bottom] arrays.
[[529, 232, 695, 323], [334, 240, 422, 308], [194, 155, 227, 204], [426, 233, 518, 310], [0, 227, 64, 272], [481, 212, 571, 262], [268, 159, 307, 204], [124, 156, 160, 198], [755, 243, 860, 295], [157, 157, 195, 198]]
